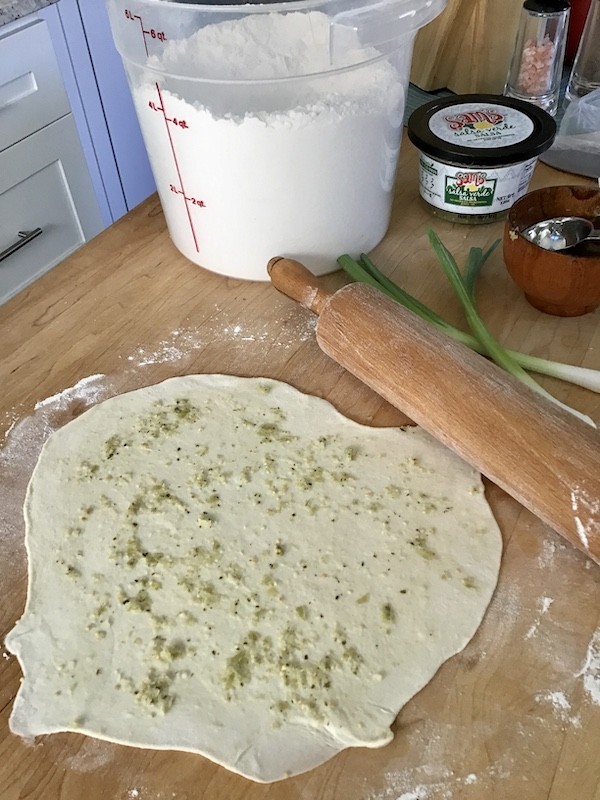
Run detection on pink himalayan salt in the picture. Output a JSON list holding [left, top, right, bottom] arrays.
[[516, 36, 556, 95]]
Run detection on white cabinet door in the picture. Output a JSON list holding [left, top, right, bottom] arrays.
[[0, 18, 70, 152], [0, 115, 104, 304]]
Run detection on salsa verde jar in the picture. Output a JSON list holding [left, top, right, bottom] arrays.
[[407, 94, 556, 224]]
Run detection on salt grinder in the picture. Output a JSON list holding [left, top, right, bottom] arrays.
[[504, 0, 571, 115]]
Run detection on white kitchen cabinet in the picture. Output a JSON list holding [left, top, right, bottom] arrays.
[[0, 116, 103, 303], [0, 16, 70, 152], [0, 15, 104, 304]]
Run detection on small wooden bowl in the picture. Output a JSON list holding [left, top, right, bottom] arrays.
[[503, 185, 600, 316]]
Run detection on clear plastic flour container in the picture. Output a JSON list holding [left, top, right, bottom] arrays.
[[106, 0, 446, 280]]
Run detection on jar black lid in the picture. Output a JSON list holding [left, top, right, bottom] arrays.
[[407, 94, 557, 168], [523, 0, 570, 13], [170, 0, 288, 4]]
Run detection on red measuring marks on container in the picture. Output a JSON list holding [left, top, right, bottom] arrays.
[[148, 102, 189, 130], [124, 8, 166, 56], [150, 83, 201, 253], [169, 186, 206, 207]]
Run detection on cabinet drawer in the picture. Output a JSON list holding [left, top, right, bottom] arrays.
[[0, 115, 104, 304], [0, 19, 70, 152]]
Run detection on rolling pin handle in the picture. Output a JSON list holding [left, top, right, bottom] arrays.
[[267, 257, 333, 316]]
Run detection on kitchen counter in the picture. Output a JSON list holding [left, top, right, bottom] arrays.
[[0, 0, 58, 26], [1, 135, 599, 799]]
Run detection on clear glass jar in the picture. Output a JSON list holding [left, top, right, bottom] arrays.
[[504, 0, 571, 116], [566, 0, 600, 100]]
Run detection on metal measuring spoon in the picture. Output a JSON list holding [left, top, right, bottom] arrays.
[[523, 216, 600, 251]]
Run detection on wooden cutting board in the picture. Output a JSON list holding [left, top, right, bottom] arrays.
[[0, 133, 599, 799]]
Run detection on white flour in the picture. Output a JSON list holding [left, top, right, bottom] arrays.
[[534, 690, 582, 727], [34, 374, 106, 411], [577, 628, 600, 706], [0, 375, 115, 576], [131, 11, 406, 280], [525, 595, 554, 639], [124, 309, 316, 367]]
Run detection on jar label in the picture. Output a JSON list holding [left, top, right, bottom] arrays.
[[428, 103, 534, 149], [418, 155, 537, 216]]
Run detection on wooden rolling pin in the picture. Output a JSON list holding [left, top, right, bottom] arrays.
[[268, 257, 600, 566]]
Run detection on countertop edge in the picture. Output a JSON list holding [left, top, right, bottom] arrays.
[[0, 0, 58, 27]]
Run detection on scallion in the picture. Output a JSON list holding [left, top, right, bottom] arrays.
[[337, 231, 598, 427]]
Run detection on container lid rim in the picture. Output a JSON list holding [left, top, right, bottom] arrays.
[[407, 94, 557, 167]]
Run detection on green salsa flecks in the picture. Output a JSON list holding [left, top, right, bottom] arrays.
[[50, 378, 493, 735]]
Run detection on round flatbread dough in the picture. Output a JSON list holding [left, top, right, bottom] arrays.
[[6, 375, 502, 782]]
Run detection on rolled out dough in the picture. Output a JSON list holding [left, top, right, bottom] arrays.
[[6, 375, 502, 782]]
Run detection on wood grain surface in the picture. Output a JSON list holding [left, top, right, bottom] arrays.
[[1, 134, 599, 800]]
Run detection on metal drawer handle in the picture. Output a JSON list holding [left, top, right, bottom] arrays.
[[0, 228, 43, 264]]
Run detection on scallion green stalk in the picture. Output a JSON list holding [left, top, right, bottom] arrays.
[[337, 232, 598, 427], [338, 253, 600, 392], [427, 229, 595, 426]]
